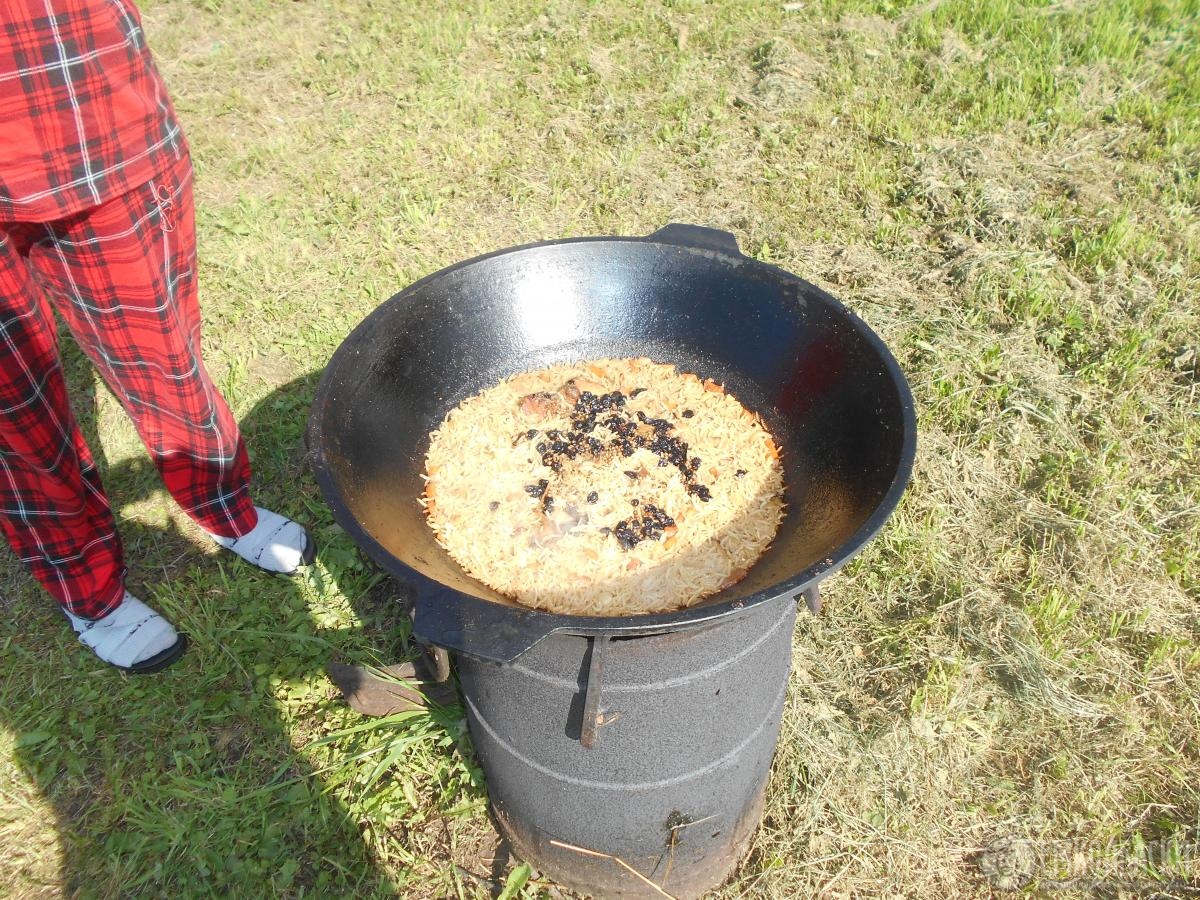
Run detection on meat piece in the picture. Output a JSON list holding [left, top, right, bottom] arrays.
[[519, 392, 558, 420], [560, 377, 607, 403]]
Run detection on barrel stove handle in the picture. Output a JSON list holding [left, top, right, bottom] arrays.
[[579, 635, 609, 749]]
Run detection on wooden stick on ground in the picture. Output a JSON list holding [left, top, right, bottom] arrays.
[[327, 661, 457, 716], [547, 839, 679, 900]]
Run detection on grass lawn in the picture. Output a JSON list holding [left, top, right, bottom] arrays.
[[2, 0, 1198, 896]]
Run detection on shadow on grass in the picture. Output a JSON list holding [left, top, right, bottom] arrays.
[[0, 358, 483, 897]]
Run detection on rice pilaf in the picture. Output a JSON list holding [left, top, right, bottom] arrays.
[[422, 358, 785, 616]]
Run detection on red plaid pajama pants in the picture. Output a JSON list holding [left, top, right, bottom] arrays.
[[0, 149, 257, 618]]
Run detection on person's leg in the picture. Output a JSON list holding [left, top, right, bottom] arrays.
[[0, 223, 182, 671], [0, 224, 125, 616], [29, 152, 257, 538], [27, 150, 311, 573]]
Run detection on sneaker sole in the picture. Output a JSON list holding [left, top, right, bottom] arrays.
[[122, 633, 189, 674]]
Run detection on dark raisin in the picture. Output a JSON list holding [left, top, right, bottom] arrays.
[[624, 470, 639, 480], [536, 442, 547, 453], [735, 469, 747, 477], [613, 521, 639, 549], [631, 499, 639, 507], [488, 501, 500, 511], [525, 479, 549, 497], [681, 409, 694, 418]]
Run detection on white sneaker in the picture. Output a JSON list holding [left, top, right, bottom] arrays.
[[64, 591, 187, 673], [208, 506, 315, 574]]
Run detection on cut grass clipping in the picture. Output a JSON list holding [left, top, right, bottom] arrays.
[[1, 0, 1198, 896]]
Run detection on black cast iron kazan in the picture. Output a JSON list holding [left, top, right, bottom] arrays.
[[308, 224, 915, 897], [308, 224, 916, 662]]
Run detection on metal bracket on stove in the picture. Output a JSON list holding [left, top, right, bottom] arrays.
[[579, 635, 609, 749], [801, 584, 822, 615]]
